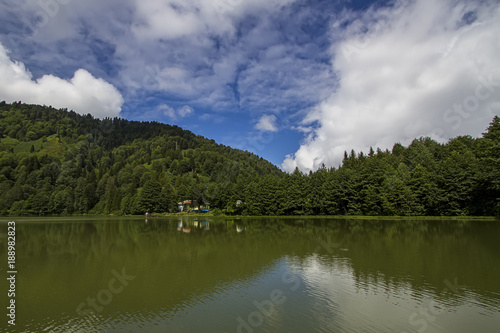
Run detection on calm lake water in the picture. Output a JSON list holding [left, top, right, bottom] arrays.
[[0, 217, 499, 333]]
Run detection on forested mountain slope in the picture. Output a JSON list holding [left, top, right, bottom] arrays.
[[0, 101, 498, 216], [0, 101, 282, 215]]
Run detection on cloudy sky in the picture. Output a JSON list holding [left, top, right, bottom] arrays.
[[0, 0, 499, 171]]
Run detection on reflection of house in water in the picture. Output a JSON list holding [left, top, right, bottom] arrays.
[[177, 200, 211, 213], [201, 220, 210, 231], [177, 220, 190, 233], [177, 219, 210, 233]]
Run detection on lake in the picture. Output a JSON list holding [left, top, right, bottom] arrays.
[[0, 216, 499, 332]]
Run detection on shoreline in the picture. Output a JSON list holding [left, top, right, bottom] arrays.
[[1, 214, 498, 221]]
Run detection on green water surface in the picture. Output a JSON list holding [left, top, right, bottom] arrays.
[[0, 217, 499, 332]]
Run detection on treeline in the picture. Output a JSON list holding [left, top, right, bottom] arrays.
[[0, 102, 498, 216], [243, 126, 499, 216]]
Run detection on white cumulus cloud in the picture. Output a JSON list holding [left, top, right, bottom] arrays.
[[0, 43, 123, 118], [283, 0, 500, 173], [131, 0, 296, 40], [255, 114, 278, 132], [177, 105, 194, 118], [137, 104, 195, 122]]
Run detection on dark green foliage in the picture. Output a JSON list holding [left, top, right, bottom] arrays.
[[237, 117, 499, 217], [0, 102, 498, 216], [136, 180, 166, 214], [0, 102, 281, 215]]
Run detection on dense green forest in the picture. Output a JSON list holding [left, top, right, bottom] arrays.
[[0, 101, 498, 216]]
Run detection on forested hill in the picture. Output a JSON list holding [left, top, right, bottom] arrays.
[[0, 101, 282, 215], [0, 101, 499, 217]]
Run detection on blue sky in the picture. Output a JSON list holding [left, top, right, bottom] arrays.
[[1, 0, 499, 171]]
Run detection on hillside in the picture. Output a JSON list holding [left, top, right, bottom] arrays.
[[0, 101, 498, 217], [0, 101, 282, 215]]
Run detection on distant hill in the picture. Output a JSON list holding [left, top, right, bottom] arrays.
[[0, 101, 282, 215]]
